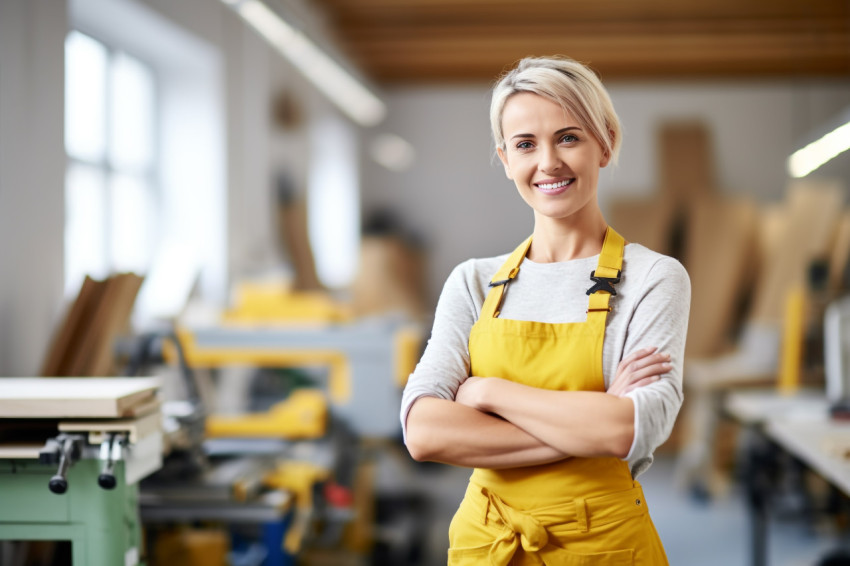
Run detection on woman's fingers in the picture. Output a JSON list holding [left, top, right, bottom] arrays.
[[618, 352, 671, 379], [624, 375, 661, 394], [609, 347, 674, 396], [618, 346, 657, 369]]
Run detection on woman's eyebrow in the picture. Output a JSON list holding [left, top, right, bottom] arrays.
[[554, 126, 583, 135], [509, 126, 583, 141]]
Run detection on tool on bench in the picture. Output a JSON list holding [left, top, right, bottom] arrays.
[[98, 432, 128, 490], [39, 434, 84, 494]]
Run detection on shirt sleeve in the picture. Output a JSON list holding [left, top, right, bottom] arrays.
[[399, 260, 482, 443], [622, 257, 691, 475]]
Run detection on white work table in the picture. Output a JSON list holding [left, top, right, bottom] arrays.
[[724, 388, 850, 566], [725, 388, 850, 495], [764, 416, 850, 496], [724, 388, 829, 424]]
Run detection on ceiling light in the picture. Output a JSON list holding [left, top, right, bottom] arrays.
[[787, 117, 850, 178], [225, 0, 386, 127], [370, 133, 416, 172]]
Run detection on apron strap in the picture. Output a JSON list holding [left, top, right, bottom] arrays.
[[480, 228, 625, 320], [480, 235, 533, 319], [586, 227, 625, 317]]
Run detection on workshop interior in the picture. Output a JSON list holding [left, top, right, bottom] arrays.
[[1, 0, 850, 565]]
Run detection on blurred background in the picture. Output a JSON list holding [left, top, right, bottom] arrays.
[[1, 0, 850, 565]]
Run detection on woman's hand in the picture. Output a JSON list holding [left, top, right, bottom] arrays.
[[607, 347, 672, 397], [455, 376, 490, 411]]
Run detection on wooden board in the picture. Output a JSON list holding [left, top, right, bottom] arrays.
[[40, 276, 107, 376], [0, 377, 160, 418], [829, 210, 850, 293], [67, 273, 143, 376], [58, 410, 161, 443], [657, 120, 716, 205], [0, 444, 43, 459], [750, 180, 845, 325], [278, 194, 323, 291], [683, 195, 759, 357], [608, 196, 678, 256]]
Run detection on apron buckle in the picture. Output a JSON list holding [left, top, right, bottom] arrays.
[[586, 270, 621, 296]]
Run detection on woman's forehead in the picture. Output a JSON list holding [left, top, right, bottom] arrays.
[[502, 93, 580, 133]]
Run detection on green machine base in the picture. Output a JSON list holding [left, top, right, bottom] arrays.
[[0, 459, 144, 566]]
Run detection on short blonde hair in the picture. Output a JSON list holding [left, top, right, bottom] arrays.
[[490, 56, 621, 164]]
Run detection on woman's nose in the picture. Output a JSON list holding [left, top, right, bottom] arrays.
[[538, 145, 563, 173]]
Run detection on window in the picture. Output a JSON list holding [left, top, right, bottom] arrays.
[[64, 30, 158, 295]]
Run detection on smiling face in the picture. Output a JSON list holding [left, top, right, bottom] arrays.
[[497, 92, 610, 226]]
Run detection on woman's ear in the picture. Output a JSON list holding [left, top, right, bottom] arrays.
[[496, 146, 513, 180], [600, 128, 615, 168]]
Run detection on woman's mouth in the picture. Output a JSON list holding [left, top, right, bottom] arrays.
[[535, 178, 574, 194]]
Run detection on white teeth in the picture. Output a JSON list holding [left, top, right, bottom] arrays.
[[537, 179, 571, 190]]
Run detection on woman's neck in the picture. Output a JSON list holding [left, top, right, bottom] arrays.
[[528, 210, 608, 263]]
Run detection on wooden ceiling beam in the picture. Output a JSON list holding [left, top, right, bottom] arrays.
[[312, 0, 850, 84], [318, 0, 848, 20]]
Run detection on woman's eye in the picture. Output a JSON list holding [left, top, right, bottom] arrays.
[[559, 134, 578, 144], [516, 141, 534, 150]]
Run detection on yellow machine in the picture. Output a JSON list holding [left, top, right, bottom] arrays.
[[164, 285, 422, 438], [205, 389, 328, 440]]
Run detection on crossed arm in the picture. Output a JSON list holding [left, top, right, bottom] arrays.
[[405, 347, 672, 469]]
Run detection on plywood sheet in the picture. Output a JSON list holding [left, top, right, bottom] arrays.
[[70, 273, 144, 376], [750, 180, 845, 325], [40, 276, 107, 376], [0, 444, 42, 459], [658, 120, 716, 204], [0, 377, 160, 418], [278, 197, 322, 291], [829, 209, 850, 293], [683, 195, 759, 357], [608, 196, 678, 255], [58, 410, 161, 443]]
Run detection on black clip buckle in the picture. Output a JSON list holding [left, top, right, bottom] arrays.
[[488, 279, 510, 288], [586, 270, 621, 296]]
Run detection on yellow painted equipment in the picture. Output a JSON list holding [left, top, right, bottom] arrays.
[[222, 282, 353, 325], [205, 389, 328, 440], [264, 461, 332, 554]]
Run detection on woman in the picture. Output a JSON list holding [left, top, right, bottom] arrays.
[[401, 55, 691, 565]]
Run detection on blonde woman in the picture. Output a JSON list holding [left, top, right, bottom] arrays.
[[401, 56, 691, 565]]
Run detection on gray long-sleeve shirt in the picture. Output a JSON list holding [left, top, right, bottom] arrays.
[[400, 243, 691, 478]]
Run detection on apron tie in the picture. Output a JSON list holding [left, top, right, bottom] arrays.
[[481, 487, 549, 564]]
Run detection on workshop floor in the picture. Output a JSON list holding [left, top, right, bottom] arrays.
[[372, 446, 850, 566]]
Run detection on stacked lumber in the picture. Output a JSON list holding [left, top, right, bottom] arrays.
[[0, 377, 160, 419], [40, 273, 143, 377], [610, 120, 850, 359]]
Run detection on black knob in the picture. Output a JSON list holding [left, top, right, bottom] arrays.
[[98, 473, 116, 490], [49, 475, 68, 494]]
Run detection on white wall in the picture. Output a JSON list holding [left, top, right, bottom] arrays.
[[360, 81, 850, 308], [0, 0, 67, 375]]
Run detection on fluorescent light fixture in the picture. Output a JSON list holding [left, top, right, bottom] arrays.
[[369, 133, 416, 172], [226, 0, 386, 127], [787, 119, 850, 178]]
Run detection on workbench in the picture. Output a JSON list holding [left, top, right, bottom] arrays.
[[0, 377, 163, 566], [725, 388, 850, 566]]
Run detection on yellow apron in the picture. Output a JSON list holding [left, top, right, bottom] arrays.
[[448, 227, 668, 566]]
